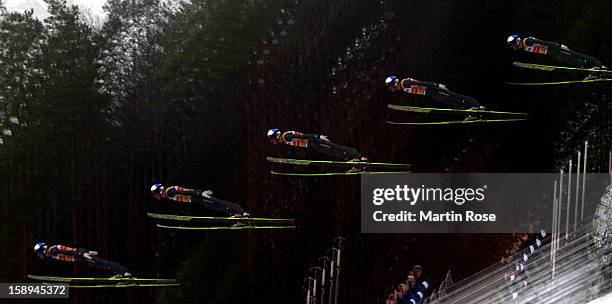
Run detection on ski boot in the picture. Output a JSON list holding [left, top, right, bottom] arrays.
[[465, 106, 484, 121], [110, 272, 133, 279], [230, 212, 251, 227], [229, 212, 250, 218], [585, 74, 600, 80], [347, 157, 368, 173], [585, 65, 607, 80], [231, 220, 249, 228], [464, 114, 482, 121]]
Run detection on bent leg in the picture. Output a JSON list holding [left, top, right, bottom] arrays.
[[549, 46, 603, 69], [430, 89, 480, 109], [196, 196, 245, 216], [311, 139, 362, 161], [79, 256, 129, 275]]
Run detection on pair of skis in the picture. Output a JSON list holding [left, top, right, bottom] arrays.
[[266, 156, 411, 176], [507, 61, 612, 86], [147, 212, 296, 230], [28, 274, 179, 288], [386, 104, 528, 125]]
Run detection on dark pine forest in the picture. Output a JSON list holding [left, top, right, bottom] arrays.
[[1, 0, 612, 303]]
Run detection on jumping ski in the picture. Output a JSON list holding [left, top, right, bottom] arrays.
[[156, 223, 296, 230], [386, 118, 527, 126], [512, 61, 612, 75], [270, 170, 410, 177], [266, 156, 411, 168], [505, 78, 612, 86], [147, 212, 294, 222], [68, 283, 180, 288], [386, 104, 527, 116], [28, 274, 176, 283]]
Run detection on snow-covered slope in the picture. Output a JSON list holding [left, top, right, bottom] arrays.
[[586, 291, 612, 304]]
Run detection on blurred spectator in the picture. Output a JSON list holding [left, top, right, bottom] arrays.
[[406, 265, 432, 304], [406, 273, 416, 289], [385, 265, 433, 304], [386, 293, 397, 304]]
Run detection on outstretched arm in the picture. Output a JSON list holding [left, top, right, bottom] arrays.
[[401, 78, 447, 91], [47, 245, 80, 262], [524, 36, 562, 49], [48, 245, 78, 256], [284, 131, 327, 142], [164, 186, 201, 202]]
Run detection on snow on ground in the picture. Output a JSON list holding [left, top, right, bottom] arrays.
[[586, 291, 612, 304]]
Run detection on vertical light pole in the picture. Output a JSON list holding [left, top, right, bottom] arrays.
[[581, 141, 588, 221], [575, 151, 581, 232], [551, 180, 557, 279], [319, 256, 330, 304], [310, 267, 322, 304], [558, 169, 564, 245], [566, 160, 572, 239], [327, 248, 338, 304], [332, 237, 345, 304], [304, 277, 315, 304]]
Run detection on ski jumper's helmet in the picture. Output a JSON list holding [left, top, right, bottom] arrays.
[[507, 34, 521, 49], [34, 242, 47, 258], [267, 128, 281, 142], [385, 76, 399, 89], [150, 183, 164, 199]]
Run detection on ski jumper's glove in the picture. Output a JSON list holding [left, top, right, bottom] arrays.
[[74, 248, 95, 260], [82, 250, 98, 259], [201, 190, 214, 199]]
